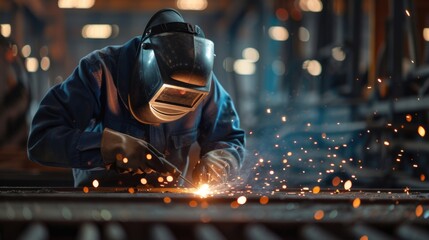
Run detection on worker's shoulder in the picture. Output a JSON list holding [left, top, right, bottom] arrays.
[[83, 36, 140, 65]]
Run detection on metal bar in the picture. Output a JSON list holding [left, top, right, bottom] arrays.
[[150, 224, 176, 240], [300, 224, 341, 240], [18, 223, 49, 240], [194, 224, 226, 240], [244, 224, 282, 240], [104, 222, 127, 240], [397, 223, 429, 240], [352, 224, 394, 240], [77, 222, 100, 240]]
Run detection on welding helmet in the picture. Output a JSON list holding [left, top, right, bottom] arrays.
[[128, 9, 214, 124]]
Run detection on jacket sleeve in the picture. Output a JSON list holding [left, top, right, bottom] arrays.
[[197, 74, 246, 171], [27, 56, 105, 169]]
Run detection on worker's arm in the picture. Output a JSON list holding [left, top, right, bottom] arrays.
[[28, 53, 106, 169], [193, 74, 246, 185]]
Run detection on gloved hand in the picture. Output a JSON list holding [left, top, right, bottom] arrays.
[[192, 150, 239, 186], [100, 128, 167, 174]]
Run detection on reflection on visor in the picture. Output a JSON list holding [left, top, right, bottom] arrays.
[[155, 86, 204, 108]]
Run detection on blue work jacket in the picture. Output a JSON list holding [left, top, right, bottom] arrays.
[[27, 37, 245, 187]]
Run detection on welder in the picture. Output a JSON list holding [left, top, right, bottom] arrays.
[[27, 8, 245, 188]]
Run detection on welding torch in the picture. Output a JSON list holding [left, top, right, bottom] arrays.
[[144, 141, 197, 188]]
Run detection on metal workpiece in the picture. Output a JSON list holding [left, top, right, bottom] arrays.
[[1, 187, 428, 239]]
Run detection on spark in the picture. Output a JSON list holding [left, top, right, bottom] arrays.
[[92, 179, 99, 188], [194, 184, 210, 198], [237, 196, 247, 205], [353, 198, 361, 208], [140, 178, 148, 185], [418, 126, 426, 137], [163, 197, 172, 204], [314, 210, 324, 220], [259, 196, 269, 204]]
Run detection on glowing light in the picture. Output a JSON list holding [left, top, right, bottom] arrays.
[[266, 108, 271, 114], [299, 27, 310, 42], [302, 60, 322, 76], [268, 26, 289, 41], [384, 141, 390, 146], [418, 126, 426, 137], [163, 197, 172, 204], [281, 116, 287, 122], [352, 198, 361, 208], [40, 57, 50, 71], [405, 9, 410, 16], [420, 174, 426, 182], [22, 45, 31, 58], [230, 201, 239, 209], [276, 8, 289, 21], [128, 187, 135, 194], [140, 178, 147, 185], [166, 176, 174, 182], [237, 196, 247, 205], [314, 210, 324, 220], [360, 235, 369, 240], [424, 28, 429, 42], [416, 205, 423, 217], [82, 24, 118, 39], [83, 186, 89, 193], [332, 47, 346, 61], [299, 0, 323, 12], [332, 176, 341, 187], [260, 196, 269, 205], [312, 186, 321, 194], [177, 0, 208, 10], [1, 24, 11, 37], [405, 114, 412, 122], [92, 179, 99, 188], [157, 177, 164, 183], [58, 0, 95, 9], [194, 184, 210, 198], [189, 200, 198, 207], [146, 154, 152, 160], [25, 58, 39, 72], [242, 48, 259, 62], [233, 59, 256, 75], [122, 157, 128, 163]]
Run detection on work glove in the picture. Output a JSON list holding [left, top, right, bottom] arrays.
[[192, 150, 239, 186], [100, 128, 167, 174]]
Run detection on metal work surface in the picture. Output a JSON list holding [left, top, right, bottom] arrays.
[[1, 187, 429, 239]]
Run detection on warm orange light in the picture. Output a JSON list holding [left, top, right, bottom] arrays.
[[332, 176, 341, 187], [418, 126, 426, 137], [189, 200, 198, 207], [353, 198, 361, 208], [83, 186, 89, 193], [416, 205, 423, 217], [312, 186, 321, 194], [259, 196, 269, 205], [194, 184, 210, 198], [163, 197, 172, 204], [314, 210, 324, 220]]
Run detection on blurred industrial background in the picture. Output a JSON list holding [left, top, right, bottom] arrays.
[[2, 1, 429, 240], [2, 0, 429, 189]]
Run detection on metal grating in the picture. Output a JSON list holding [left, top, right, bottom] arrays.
[[1, 187, 429, 240]]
